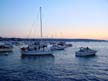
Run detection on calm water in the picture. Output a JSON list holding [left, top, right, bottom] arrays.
[[0, 42, 108, 81]]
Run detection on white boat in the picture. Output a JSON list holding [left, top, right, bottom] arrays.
[[21, 50, 52, 56], [75, 47, 97, 57], [50, 45, 65, 51], [0, 44, 13, 52], [18, 42, 29, 48], [21, 45, 53, 56], [21, 7, 53, 56]]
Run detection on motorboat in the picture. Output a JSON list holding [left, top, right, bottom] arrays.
[[18, 42, 29, 48], [50, 41, 67, 51], [75, 47, 97, 57], [65, 43, 72, 47], [0, 44, 13, 52], [57, 41, 71, 47], [50, 44, 65, 51]]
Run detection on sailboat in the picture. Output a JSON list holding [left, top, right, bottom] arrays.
[[21, 7, 53, 56]]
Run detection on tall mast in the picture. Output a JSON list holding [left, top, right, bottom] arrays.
[[40, 6, 43, 38]]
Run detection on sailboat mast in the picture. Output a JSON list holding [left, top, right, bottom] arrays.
[[40, 6, 43, 38]]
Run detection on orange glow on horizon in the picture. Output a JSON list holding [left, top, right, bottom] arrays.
[[7, 34, 107, 40]]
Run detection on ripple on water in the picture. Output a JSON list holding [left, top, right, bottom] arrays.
[[0, 42, 108, 81]]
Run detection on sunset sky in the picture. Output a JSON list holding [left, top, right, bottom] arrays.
[[0, 0, 108, 39]]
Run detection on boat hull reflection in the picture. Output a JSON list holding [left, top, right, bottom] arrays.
[[21, 55, 55, 65]]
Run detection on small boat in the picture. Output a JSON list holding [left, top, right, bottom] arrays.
[[50, 45, 65, 51], [65, 43, 72, 47], [50, 41, 67, 51], [75, 47, 97, 57], [57, 41, 72, 48], [0, 44, 13, 52], [18, 42, 29, 49]]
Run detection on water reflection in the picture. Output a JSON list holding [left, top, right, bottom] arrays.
[[0, 52, 12, 56], [21, 55, 55, 65], [75, 55, 97, 64]]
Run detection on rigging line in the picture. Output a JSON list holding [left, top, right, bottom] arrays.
[[26, 21, 35, 38]]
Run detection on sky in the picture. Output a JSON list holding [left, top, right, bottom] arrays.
[[0, 0, 108, 39]]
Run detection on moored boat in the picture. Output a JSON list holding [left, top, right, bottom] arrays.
[[21, 44, 53, 56], [0, 45, 13, 52], [75, 47, 97, 57], [50, 44, 65, 51], [21, 7, 53, 56]]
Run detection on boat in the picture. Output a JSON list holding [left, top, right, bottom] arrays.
[[0, 43, 13, 52], [21, 7, 53, 56], [21, 42, 53, 56], [18, 42, 29, 48], [50, 44, 65, 51], [65, 43, 72, 47], [21, 48, 52, 56], [75, 47, 97, 57], [50, 41, 66, 51]]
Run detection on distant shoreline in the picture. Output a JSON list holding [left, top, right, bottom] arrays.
[[0, 37, 107, 42]]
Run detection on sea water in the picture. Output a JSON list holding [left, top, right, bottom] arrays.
[[0, 42, 108, 81]]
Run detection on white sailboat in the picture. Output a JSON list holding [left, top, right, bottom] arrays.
[[21, 7, 53, 56]]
